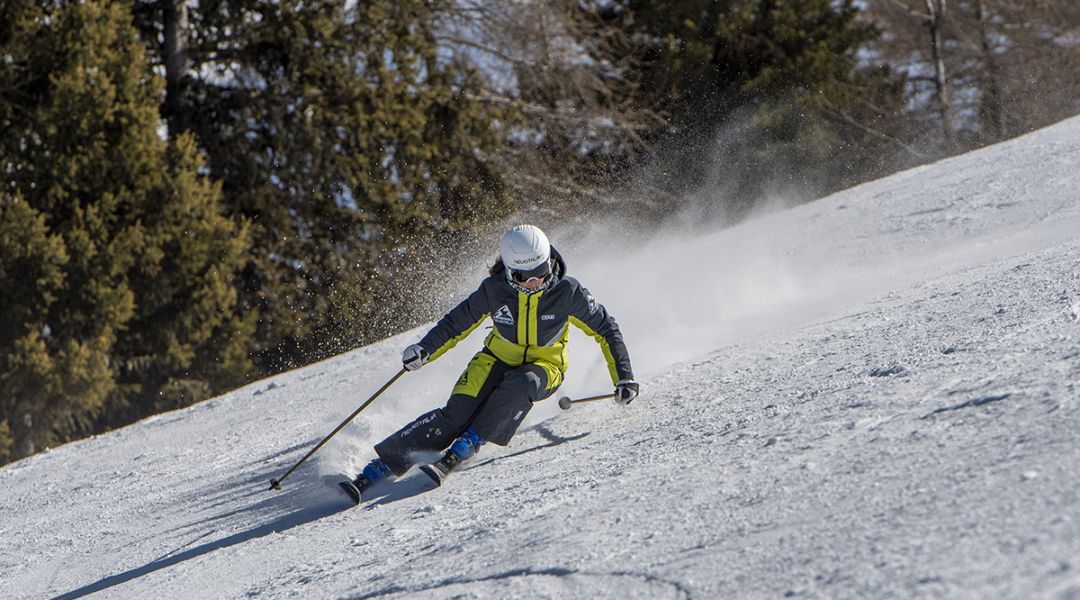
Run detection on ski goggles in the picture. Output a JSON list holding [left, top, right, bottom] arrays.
[[509, 261, 552, 284]]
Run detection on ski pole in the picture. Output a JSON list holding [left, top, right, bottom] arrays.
[[557, 393, 615, 410], [269, 367, 408, 491]]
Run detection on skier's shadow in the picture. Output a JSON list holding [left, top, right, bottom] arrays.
[[52, 475, 351, 600], [364, 424, 588, 507], [471, 424, 589, 467], [362, 472, 438, 507]]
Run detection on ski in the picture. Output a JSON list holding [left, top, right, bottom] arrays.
[[419, 463, 449, 487], [339, 480, 362, 505]]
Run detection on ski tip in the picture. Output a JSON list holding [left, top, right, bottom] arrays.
[[419, 465, 444, 487], [339, 480, 362, 505]]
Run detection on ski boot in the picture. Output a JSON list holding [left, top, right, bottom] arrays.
[[339, 458, 392, 505], [420, 427, 485, 487]]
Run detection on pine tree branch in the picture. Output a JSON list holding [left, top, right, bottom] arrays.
[[431, 34, 527, 66], [817, 92, 928, 159]]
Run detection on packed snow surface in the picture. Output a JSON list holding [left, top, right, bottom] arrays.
[[4, 117, 1080, 599]]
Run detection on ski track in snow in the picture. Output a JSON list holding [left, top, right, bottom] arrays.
[[3, 116, 1080, 599]]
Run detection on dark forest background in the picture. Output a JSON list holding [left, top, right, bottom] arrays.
[[2, 0, 1078, 463]]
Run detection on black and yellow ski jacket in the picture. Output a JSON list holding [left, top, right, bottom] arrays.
[[417, 247, 634, 390]]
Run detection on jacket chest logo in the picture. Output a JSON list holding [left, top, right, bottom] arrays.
[[493, 305, 515, 326]]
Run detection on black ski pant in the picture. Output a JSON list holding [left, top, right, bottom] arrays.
[[374, 350, 558, 476]]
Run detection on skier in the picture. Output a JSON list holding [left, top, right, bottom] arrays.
[[341, 224, 638, 502]]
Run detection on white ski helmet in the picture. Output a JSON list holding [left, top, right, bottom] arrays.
[[500, 225, 550, 271]]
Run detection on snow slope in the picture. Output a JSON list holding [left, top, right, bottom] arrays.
[[3, 116, 1080, 599]]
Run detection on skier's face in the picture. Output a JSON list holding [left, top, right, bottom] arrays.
[[509, 260, 552, 290], [516, 275, 547, 290]]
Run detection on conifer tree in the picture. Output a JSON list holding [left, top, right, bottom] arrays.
[[137, 0, 512, 369], [598, 0, 906, 213], [0, 194, 74, 461], [0, 0, 249, 461]]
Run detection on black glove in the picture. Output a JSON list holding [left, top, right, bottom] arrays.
[[614, 380, 640, 406], [402, 344, 429, 371]]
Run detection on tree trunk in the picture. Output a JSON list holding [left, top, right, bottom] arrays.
[[12, 412, 35, 459], [975, 0, 1006, 141], [163, 0, 190, 135], [925, 0, 952, 146]]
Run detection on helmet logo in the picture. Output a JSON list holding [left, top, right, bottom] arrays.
[[512, 255, 543, 266]]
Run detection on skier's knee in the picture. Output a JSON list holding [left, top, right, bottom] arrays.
[[503, 368, 544, 402]]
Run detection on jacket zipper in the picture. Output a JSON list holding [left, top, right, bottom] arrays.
[[521, 293, 530, 365]]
